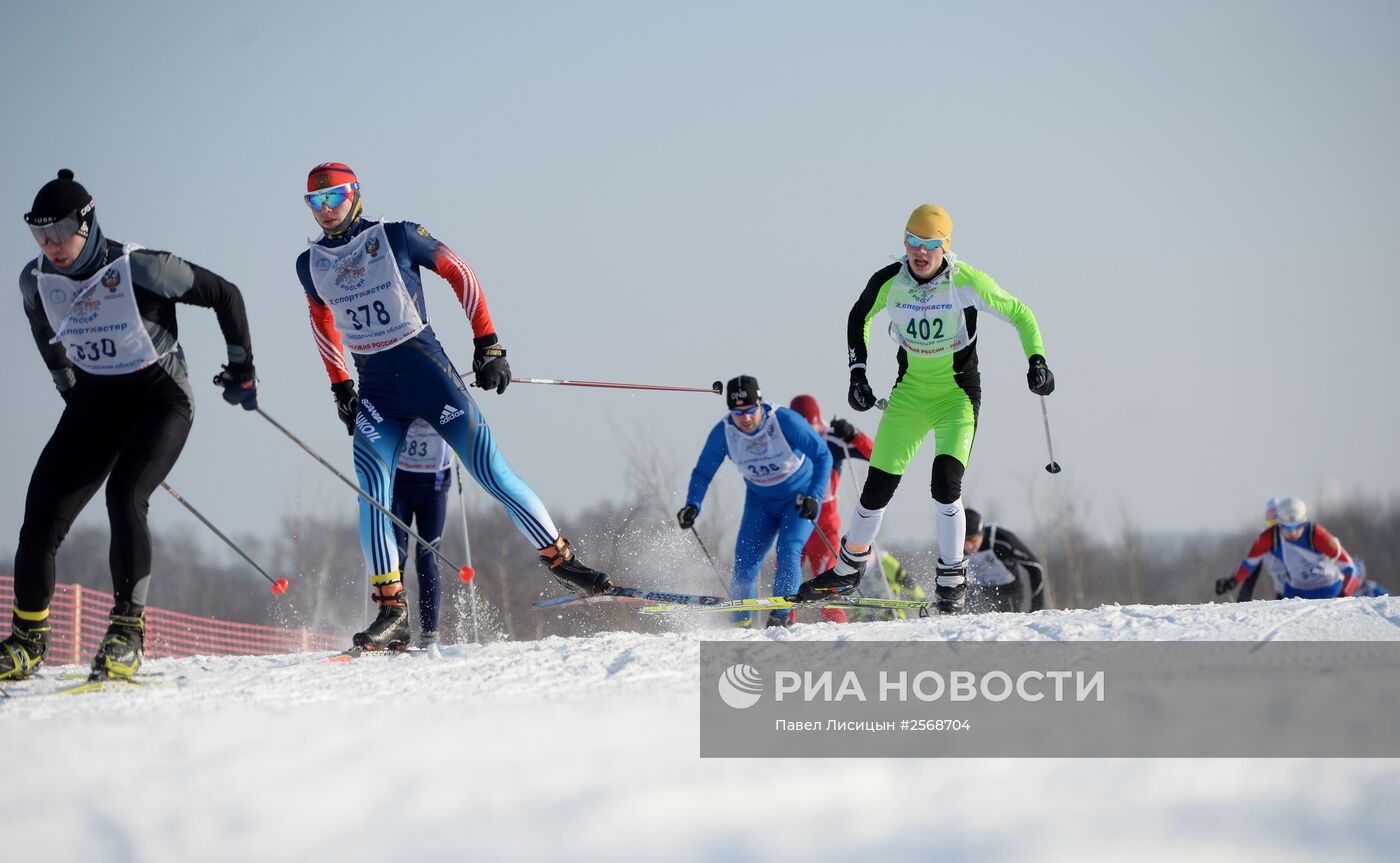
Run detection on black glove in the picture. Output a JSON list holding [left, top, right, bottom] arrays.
[[331, 379, 358, 435], [795, 495, 820, 521], [1027, 355, 1055, 396], [473, 343, 511, 394], [848, 368, 876, 412], [676, 504, 698, 530], [1214, 577, 1236, 596], [213, 361, 258, 411], [830, 417, 857, 443]]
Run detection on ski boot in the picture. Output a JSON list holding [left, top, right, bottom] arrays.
[[352, 583, 411, 650], [417, 630, 440, 650], [0, 611, 50, 681], [90, 603, 146, 681], [934, 559, 968, 615], [765, 610, 793, 629], [794, 540, 870, 601], [795, 568, 861, 602], [539, 537, 611, 596]]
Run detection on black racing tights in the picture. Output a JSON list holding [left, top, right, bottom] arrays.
[[12, 373, 192, 612]]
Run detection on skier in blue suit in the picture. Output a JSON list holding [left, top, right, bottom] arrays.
[[677, 376, 832, 627], [296, 162, 608, 650]]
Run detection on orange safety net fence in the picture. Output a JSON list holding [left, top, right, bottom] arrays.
[[1, 576, 340, 664]]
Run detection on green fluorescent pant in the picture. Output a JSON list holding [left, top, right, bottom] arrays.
[[869, 376, 977, 476]]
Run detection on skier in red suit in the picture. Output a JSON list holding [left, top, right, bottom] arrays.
[[789, 394, 873, 623]]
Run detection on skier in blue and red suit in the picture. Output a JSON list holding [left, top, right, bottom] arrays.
[[296, 162, 608, 650], [788, 394, 874, 624], [677, 376, 832, 627]]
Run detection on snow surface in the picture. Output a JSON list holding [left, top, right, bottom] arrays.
[[5, 597, 1400, 863]]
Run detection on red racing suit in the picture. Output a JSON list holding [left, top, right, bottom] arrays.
[[804, 426, 873, 623]]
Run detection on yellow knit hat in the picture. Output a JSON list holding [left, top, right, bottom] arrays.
[[905, 204, 953, 241]]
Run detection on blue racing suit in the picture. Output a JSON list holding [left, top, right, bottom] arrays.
[[297, 216, 558, 589], [392, 468, 451, 633], [686, 405, 831, 620]]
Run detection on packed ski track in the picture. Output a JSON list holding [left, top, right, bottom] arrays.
[[5, 597, 1400, 863]]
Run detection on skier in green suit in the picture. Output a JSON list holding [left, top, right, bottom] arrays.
[[796, 203, 1055, 613]]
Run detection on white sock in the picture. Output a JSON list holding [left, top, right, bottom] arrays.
[[936, 498, 965, 566], [829, 504, 884, 576], [846, 504, 885, 548]]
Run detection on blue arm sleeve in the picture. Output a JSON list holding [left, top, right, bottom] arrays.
[[397, 221, 440, 269], [295, 251, 321, 303], [776, 408, 832, 501], [685, 422, 729, 511]]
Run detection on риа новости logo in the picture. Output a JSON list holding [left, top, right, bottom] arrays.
[[717, 663, 763, 709]]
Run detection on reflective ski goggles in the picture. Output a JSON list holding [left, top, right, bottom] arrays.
[[730, 404, 760, 416], [904, 232, 947, 251], [305, 182, 359, 211], [26, 213, 84, 247], [1279, 521, 1306, 532]]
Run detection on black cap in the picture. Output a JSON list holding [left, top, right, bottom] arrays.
[[25, 169, 94, 227], [965, 508, 983, 536], [726, 375, 761, 410]]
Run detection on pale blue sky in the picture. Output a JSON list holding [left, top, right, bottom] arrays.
[[2, 1, 1397, 560]]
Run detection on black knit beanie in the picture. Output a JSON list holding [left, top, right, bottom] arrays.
[[25, 169, 95, 237]]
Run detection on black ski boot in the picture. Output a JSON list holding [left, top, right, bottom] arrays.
[[0, 611, 50, 681], [795, 568, 861, 601], [90, 603, 146, 680], [934, 560, 968, 615], [539, 538, 611, 596], [352, 583, 411, 650], [794, 539, 870, 601], [765, 610, 793, 629]]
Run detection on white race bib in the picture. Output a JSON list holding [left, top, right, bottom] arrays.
[[967, 548, 1015, 586], [36, 249, 164, 375], [308, 222, 425, 354], [884, 262, 973, 357], [397, 419, 453, 473], [723, 410, 804, 487], [1278, 533, 1343, 590]]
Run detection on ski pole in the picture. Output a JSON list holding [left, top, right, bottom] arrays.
[[481, 377, 723, 395], [252, 408, 474, 583], [840, 442, 863, 500], [803, 497, 844, 563], [813, 520, 843, 564], [453, 457, 481, 643], [801, 498, 868, 601], [688, 526, 731, 597], [160, 482, 288, 595], [1040, 396, 1062, 474]]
